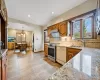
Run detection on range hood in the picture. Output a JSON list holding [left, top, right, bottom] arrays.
[[50, 29, 60, 38]]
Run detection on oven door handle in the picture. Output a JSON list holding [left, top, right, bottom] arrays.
[[48, 47, 55, 49]]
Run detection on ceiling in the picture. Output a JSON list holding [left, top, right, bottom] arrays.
[[5, 0, 87, 26]]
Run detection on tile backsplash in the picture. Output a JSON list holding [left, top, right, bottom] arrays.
[[85, 35, 100, 49], [50, 35, 100, 49]]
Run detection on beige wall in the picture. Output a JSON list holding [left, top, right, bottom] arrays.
[[8, 18, 44, 52], [44, 0, 97, 29], [8, 28, 33, 43]]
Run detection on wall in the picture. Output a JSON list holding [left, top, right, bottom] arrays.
[[7, 18, 44, 52], [44, 0, 97, 29], [8, 28, 33, 43]]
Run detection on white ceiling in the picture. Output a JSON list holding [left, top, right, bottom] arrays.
[[5, 0, 87, 26]]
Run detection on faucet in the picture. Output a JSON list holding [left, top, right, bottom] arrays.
[[77, 39, 85, 47], [81, 39, 85, 47]]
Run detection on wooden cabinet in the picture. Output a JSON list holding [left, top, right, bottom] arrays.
[[56, 47, 67, 65], [47, 27, 52, 37], [47, 21, 67, 37], [8, 42, 15, 50], [56, 47, 81, 64], [67, 48, 81, 60], [1, 56, 7, 80], [0, 0, 8, 49], [0, 0, 7, 21], [44, 44, 48, 57], [0, 49, 7, 80], [58, 21, 67, 37]]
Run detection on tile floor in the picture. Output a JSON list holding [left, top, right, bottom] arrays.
[[7, 50, 61, 80]]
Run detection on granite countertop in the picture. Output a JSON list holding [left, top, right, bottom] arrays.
[[47, 48, 100, 80], [0, 49, 8, 59], [57, 45, 83, 49]]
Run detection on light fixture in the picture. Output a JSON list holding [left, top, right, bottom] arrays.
[[52, 12, 54, 14], [28, 14, 31, 17], [21, 27, 25, 36]]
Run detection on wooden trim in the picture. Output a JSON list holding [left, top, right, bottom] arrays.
[[92, 16, 94, 38], [47, 9, 96, 30], [70, 22, 73, 37], [70, 11, 96, 39], [80, 19, 82, 38]]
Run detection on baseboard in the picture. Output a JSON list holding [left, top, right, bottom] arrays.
[[34, 50, 44, 53]]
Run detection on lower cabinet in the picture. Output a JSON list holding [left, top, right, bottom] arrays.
[[0, 50, 7, 80], [8, 42, 15, 50], [1, 56, 7, 80], [67, 48, 81, 60], [56, 46, 81, 65], [56, 47, 67, 65], [44, 44, 48, 57]]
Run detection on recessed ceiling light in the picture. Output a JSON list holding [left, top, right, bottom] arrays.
[[28, 14, 31, 17], [52, 12, 54, 14]]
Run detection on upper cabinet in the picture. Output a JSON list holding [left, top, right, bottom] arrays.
[[47, 21, 67, 37], [0, 0, 8, 22], [58, 21, 67, 37], [47, 27, 52, 37]]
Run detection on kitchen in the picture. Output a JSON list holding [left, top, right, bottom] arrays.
[[44, 0, 100, 79], [0, 0, 100, 80], [44, 10, 100, 65]]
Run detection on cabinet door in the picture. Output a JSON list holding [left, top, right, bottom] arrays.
[[44, 44, 48, 57], [58, 22, 67, 36], [68, 48, 81, 60], [47, 28, 52, 37], [68, 52, 74, 60], [2, 57, 7, 80]]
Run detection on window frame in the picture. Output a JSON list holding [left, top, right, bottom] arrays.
[[70, 14, 96, 39]]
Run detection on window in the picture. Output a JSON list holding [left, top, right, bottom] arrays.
[[83, 17, 92, 38], [71, 13, 95, 39], [73, 21, 80, 38]]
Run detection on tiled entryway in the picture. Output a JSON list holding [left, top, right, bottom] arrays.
[[7, 50, 61, 80]]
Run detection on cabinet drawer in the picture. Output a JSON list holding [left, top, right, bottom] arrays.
[[68, 48, 81, 54]]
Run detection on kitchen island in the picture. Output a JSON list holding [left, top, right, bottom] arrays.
[[47, 48, 100, 80]]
